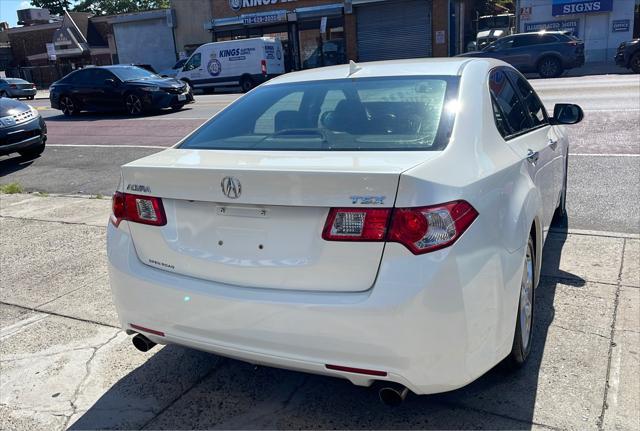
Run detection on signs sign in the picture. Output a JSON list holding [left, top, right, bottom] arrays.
[[525, 20, 579, 36], [552, 0, 613, 16], [229, 0, 297, 12], [612, 20, 630, 33]]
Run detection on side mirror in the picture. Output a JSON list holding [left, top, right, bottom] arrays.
[[552, 103, 584, 125], [104, 78, 116, 86]]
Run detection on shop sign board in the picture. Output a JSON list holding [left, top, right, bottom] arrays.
[[612, 19, 630, 32], [46, 43, 56, 61], [524, 19, 579, 35], [552, 0, 613, 16], [242, 11, 287, 25]]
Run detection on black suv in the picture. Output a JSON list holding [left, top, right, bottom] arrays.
[[615, 39, 640, 73], [459, 31, 585, 78]]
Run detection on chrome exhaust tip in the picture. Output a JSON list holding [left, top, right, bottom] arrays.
[[378, 385, 409, 406], [132, 333, 157, 352]]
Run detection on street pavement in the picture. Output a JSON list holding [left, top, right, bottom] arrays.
[[1, 73, 639, 430]]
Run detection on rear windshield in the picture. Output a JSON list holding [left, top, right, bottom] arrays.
[[179, 76, 459, 151]]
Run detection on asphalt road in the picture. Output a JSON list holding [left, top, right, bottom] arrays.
[[1, 74, 639, 233]]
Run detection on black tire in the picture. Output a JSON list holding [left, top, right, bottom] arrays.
[[630, 52, 640, 74], [240, 76, 254, 93], [59, 95, 79, 116], [125, 93, 144, 116], [537, 56, 563, 79], [0, 91, 8, 98], [171, 103, 185, 111], [19, 142, 45, 159], [27, 95, 35, 100], [506, 235, 536, 368]]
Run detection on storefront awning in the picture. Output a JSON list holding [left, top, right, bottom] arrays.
[[294, 4, 344, 20]]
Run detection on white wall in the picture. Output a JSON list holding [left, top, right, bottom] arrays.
[[113, 18, 177, 72], [519, 0, 636, 63]]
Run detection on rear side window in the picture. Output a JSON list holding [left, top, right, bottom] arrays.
[[506, 69, 548, 127], [489, 69, 530, 137], [179, 76, 459, 151]]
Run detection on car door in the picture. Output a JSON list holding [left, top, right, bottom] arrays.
[[181, 52, 203, 86], [69, 69, 93, 107], [485, 36, 515, 62], [507, 69, 563, 229], [489, 68, 558, 235], [502, 35, 540, 70], [85, 69, 123, 111]]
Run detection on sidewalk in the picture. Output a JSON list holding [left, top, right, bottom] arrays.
[[1, 193, 638, 430]]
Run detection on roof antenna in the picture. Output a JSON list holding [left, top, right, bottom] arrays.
[[348, 60, 362, 77]]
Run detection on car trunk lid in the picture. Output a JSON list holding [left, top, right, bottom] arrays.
[[121, 148, 438, 292]]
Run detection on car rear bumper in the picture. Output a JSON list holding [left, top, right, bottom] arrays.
[[0, 117, 46, 156], [107, 218, 523, 395], [6, 88, 37, 98]]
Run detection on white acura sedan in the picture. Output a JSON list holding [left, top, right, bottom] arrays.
[[108, 58, 583, 403]]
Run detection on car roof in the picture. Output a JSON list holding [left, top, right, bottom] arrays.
[[512, 31, 569, 36], [2, 78, 28, 82], [265, 58, 500, 85]]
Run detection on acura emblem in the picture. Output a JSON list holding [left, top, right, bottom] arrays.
[[221, 176, 241, 199]]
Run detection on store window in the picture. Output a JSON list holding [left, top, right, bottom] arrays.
[[299, 17, 345, 69]]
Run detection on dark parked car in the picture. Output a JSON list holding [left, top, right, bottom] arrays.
[[49, 65, 194, 116], [0, 97, 47, 158], [0, 78, 37, 100], [615, 39, 640, 73], [458, 31, 585, 78]]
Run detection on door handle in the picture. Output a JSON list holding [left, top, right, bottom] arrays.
[[527, 149, 539, 164], [548, 139, 558, 150]]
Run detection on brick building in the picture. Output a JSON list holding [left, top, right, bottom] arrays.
[[7, 11, 113, 68]]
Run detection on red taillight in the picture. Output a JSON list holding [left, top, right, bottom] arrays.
[[322, 201, 478, 254], [261, 59, 267, 75], [322, 208, 391, 241], [111, 192, 167, 227], [388, 201, 478, 254]]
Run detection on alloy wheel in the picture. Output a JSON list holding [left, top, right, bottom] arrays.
[[540, 58, 559, 78], [519, 242, 535, 350], [60, 96, 75, 116], [125, 94, 143, 115]]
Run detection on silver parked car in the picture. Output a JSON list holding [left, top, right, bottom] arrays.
[[0, 78, 37, 100]]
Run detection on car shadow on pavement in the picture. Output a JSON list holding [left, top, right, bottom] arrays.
[[0, 153, 39, 176], [44, 108, 195, 122], [70, 223, 583, 430]]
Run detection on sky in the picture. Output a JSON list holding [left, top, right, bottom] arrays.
[[0, 0, 33, 27], [0, 0, 78, 27]]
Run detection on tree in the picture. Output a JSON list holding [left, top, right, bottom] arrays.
[[73, 0, 170, 15], [29, 0, 73, 15]]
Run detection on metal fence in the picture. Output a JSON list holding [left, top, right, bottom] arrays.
[[4, 64, 73, 89]]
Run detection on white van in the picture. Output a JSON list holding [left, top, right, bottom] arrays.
[[176, 37, 285, 93]]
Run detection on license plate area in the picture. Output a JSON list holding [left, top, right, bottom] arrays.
[[178, 94, 187, 101], [216, 206, 269, 218]]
